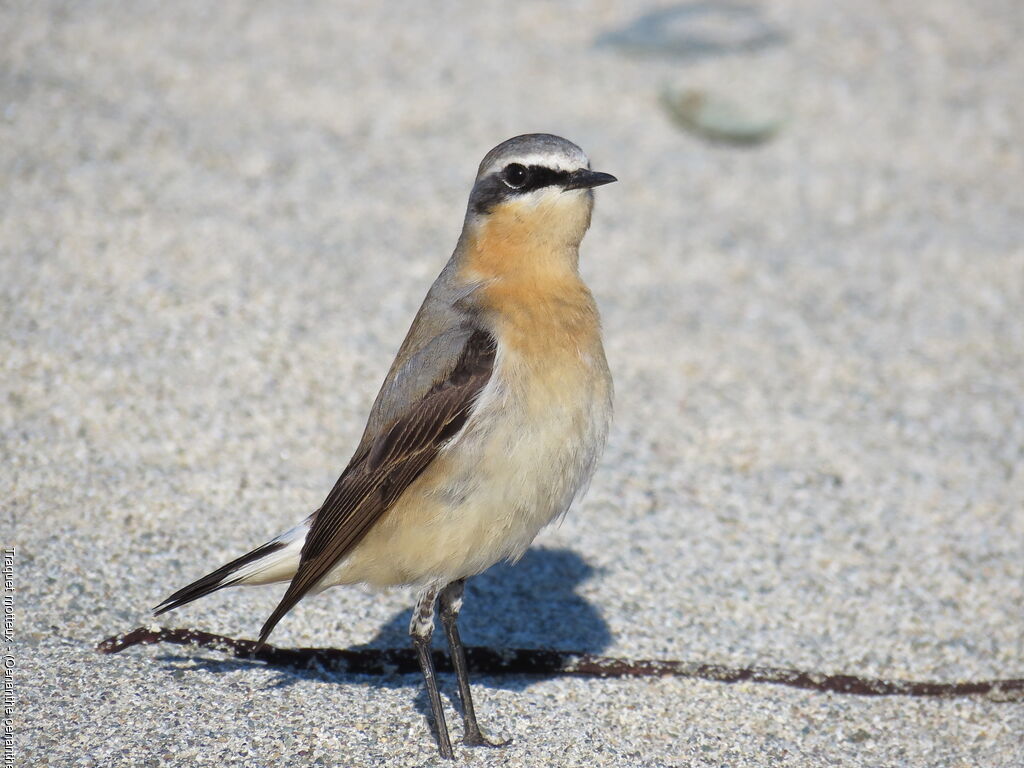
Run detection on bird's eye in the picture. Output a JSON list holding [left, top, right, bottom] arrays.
[[502, 163, 529, 189]]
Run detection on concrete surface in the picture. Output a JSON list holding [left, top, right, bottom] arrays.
[[3, 1, 1023, 766]]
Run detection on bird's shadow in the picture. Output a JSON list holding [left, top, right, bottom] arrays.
[[360, 547, 611, 661], [158, 547, 611, 700]]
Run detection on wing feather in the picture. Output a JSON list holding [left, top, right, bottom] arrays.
[[256, 328, 495, 645]]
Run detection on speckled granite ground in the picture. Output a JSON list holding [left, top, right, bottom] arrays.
[[3, 1, 1023, 766]]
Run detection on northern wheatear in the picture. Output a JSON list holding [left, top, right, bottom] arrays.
[[155, 134, 616, 759]]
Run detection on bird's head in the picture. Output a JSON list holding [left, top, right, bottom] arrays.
[[463, 134, 616, 252]]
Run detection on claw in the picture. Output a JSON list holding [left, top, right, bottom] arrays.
[[463, 729, 510, 748]]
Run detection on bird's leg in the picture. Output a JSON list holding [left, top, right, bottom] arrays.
[[410, 585, 453, 760], [439, 579, 509, 748]]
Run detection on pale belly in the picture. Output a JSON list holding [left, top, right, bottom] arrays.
[[323, 349, 612, 590]]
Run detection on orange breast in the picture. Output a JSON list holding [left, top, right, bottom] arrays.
[[457, 200, 604, 364]]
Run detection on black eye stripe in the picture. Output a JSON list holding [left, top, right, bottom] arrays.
[[516, 165, 571, 192], [470, 164, 578, 215]]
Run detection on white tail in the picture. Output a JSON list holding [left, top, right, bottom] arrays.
[[153, 521, 309, 615]]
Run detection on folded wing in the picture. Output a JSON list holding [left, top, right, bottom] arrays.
[[257, 327, 496, 645]]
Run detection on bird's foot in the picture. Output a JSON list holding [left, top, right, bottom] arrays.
[[462, 727, 510, 748]]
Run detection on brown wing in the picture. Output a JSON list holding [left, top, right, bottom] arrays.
[[256, 328, 496, 645]]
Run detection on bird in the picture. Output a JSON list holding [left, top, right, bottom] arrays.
[[153, 133, 616, 759]]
